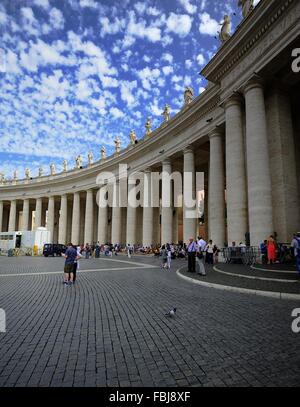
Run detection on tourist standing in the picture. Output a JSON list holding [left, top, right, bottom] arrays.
[[187, 237, 197, 273], [205, 240, 214, 265], [197, 236, 207, 252], [72, 245, 82, 283], [63, 243, 78, 286], [127, 244, 132, 258], [160, 245, 168, 269], [196, 246, 206, 276], [166, 243, 172, 270], [291, 232, 300, 275], [267, 235, 276, 264]]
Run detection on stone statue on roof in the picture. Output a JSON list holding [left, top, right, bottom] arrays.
[[184, 87, 194, 105], [219, 15, 231, 43], [38, 167, 43, 177], [25, 168, 30, 180], [162, 105, 171, 122], [75, 155, 83, 169], [101, 146, 106, 159], [114, 137, 121, 154], [50, 163, 56, 176], [62, 160, 67, 172], [88, 151, 93, 166], [130, 130, 137, 145], [238, 0, 254, 19], [145, 118, 152, 136]]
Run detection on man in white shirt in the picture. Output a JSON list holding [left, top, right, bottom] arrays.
[[197, 236, 207, 251]]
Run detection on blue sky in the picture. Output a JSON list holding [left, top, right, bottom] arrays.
[[0, 0, 260, 180]]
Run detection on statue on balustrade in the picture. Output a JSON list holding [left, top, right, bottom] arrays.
[[0, 173, 5, 184], [38, 167, 43, 177], [75, 155, 83, 169], [62, 159, 68, 172], [114, 137, 121, 154], [219, 15, 231, 43], [25, 168, 30, 180], [50, 163, 56, 176], [145, 117, 152, 136], [238, 0, 254, 19], [13, 170, 18, 181], [184, 87, 194, 105], [101, 146, 106, 159], [88, 151, 94, 166], [162, 105, 171, 122], [130, 130, 137, 145]]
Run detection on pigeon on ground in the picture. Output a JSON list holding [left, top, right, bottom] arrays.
[[165, 307, 177, 317]]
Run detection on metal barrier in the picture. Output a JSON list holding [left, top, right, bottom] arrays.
[[222, 246, 260, 266]]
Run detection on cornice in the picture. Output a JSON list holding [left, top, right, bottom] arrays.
[[201, 0, 295, 83]]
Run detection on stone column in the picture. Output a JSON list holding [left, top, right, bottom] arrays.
[[58, 195, 68, 245], [266, 86, 300, 241], [8, 200, 17, 232], [183, 147, 196, 243], [244, 78, 273, 246], [84, 189, 94, 245], [111, 182, 122, 244], [0, 201, 3, 233], [143, 169, 154, 247], [35, 198, 43, 229], [47, 196, 55, 243], [225, 95, 248, 245], [21, 199, 30, 231], [97, 186, 108, 244], [71, 192, 80, 245], [208, 129, 226, 248], [161, 159, 173, 245], [126, 177, 137, 246]]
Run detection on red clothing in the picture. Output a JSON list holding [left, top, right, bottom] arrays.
[[267, 240, 276, 262]]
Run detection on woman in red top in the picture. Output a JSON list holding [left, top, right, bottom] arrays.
[[267, 235, 276, 264]]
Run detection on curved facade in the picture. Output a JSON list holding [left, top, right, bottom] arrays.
[[1, 0, 300, 247]]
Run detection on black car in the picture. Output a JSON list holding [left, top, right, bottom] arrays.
[[43, 244, 67, 257]]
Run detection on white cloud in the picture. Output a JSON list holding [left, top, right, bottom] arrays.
[[166, 13, 193, 37], [196, 53, 206, 66], [100, 17, 124, 37], [120, 80, 137, 107], [79, 0, 98, 8], [101, 76, 119, 88], [33, 0, 50, 9], [199, 12, 219, 36], [162, 53, 173, 64], [178, 0, 197, 14], [110, 107, 125, 119], [134, 2, 147, 15], [137, 67, 160, 91], [126, 11, 162, 43], [49, 7, 65, 30], [185, 59, 193, 69], [162, 66, 173, 76]]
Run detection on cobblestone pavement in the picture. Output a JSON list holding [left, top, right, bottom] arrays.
[[0, 255, 299, 387]]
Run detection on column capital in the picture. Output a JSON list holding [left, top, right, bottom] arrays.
[[183, 145, 194, 155], [223, 93, 244, 109], [162, 158, 171, 166], [209, 127, 223, 140], [244, 74, 265, 94]]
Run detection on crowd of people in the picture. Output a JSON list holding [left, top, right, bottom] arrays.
[[61, 231, 300, 285], [259, 232, 300, 273]]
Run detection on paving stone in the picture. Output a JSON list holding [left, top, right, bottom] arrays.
[[0, 256, 299, 387]]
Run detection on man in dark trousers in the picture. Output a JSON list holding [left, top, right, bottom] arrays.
[[187, 237, 197, 273]]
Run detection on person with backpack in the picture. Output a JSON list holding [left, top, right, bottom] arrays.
[[291, 232, 300, 275]]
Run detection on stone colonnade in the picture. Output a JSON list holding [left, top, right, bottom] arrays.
[[0, 77, 299, 246]]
